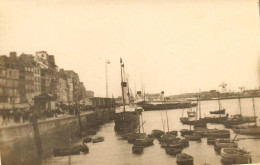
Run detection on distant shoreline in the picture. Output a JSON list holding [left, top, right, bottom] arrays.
[[195, 95, 260, 102]]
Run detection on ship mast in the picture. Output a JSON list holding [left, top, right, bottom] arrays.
[[252, 95, 257, 126], [238, 94, 242, 115], [120, 58, 126, 113]]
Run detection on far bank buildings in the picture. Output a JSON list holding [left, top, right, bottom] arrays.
[[0, 51, 94, 111]]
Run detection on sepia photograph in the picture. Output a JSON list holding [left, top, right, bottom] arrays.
[[0, 0, 260, 164]]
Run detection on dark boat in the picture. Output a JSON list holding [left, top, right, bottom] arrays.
[[151, 129, 165, 138], [193, 119, 207, 128], [232, 97, 260, 135], [114, 59, 140, 133], [180, 139, 189, 148], [180, 117, 195, 125], [53, 144, 89, 156], [133, 137, 154, 147], [165, 147, 182, 156], [233, 125, 260, 135], [214, 139, 237, 153], [210, 109, 225, 114], [203, 116, 227, 124], [184, 134, 201, 141], [132, 145, 144, 154], [92, 136, 104, 143], [207, 137, 216, 145], [166, 130, 178, 136], [203, 130, 230, 138], [223, 114, 257, 128], [210, 96, 225, 114], [180, 129, 194, 136], [137, 101, 197, 111], [176, 153, 194, 165], [83, 137, 92, 143], [224, 95, 257, 128]]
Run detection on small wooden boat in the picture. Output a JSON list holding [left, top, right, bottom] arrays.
[[83, 137, 92, 143], [221, 148, 252, 164], [127, 133, 146, 144], [214, 139, 237, 153], [194, 127, 218, 137], [166, 130, 178, 136], [133, 137, 154, 147], [122, 133, 134, 140], [233, 125, 260, 135], [92, 136, 104, 143], [180, 139, 189, 148], [53, 144, 89, 156], [207, 137, 216, 145], [151, 129, 165, 138], [132, 145, 144, 154], [184, 134, 201, 141], [224, 115, 257, 128], [176, 153, 194, 165], [165, 147, 182, 156], [159, 134, 176, 144], [193, 119, 207, 128], [210, 109, 225, 114], [203, 130, 230, 138], [180, 129, 194, 136], [203, 116, 227, 124], [180, 117, 194, 125]]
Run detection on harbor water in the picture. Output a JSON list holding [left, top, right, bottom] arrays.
[[42, 98, 260, 165]]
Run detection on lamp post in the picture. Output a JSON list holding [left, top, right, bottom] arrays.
[[106, 60, 111, 98]]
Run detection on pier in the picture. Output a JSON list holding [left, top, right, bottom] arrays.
[[0, 105, 115, 165]]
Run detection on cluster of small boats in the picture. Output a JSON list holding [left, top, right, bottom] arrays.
[[206, 137, 252, 164], [121, 132, 154, 154], [53, 128, 105, 157], [125, 129, 195, 165]]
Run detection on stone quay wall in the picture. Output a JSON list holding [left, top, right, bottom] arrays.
[[0, 107, 115, 165]]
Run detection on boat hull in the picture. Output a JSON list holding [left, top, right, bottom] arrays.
[[210, 109, 225, 114], [140, 102, 197, 111], [221, 148, 251, 164], [233, 126, 260, 135]]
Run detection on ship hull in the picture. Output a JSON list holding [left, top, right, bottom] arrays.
[[141, 103, 197, 111]]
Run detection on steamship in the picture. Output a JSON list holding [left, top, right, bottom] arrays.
[[137, 91, 197, 111], [114, 58, 140, 133]]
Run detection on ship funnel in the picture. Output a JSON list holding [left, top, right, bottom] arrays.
[[161, 91, 164, 101], [121, 82, 129, 104]]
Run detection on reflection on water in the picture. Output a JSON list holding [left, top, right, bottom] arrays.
[[42, 98, 260, 165]]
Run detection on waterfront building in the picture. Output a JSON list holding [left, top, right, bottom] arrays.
[[79, 82, 87, 101], [57, 69, 68, 103], [64, 70, 80, 103], [86, 90, 94, 98], [67, 77, 74, 104], [0, 53, 20, 109], [17, 54, 37, 104], [0, 51, 89, 110], [34, 66, 41, 97]]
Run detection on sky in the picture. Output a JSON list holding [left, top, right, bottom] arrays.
[[0, 0, 260, 97]]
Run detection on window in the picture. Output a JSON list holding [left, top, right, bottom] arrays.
[[9, 71, 11, 76]]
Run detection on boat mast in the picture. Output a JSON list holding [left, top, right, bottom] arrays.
[[218, 94, 222, 110], [120, 58, 126, 113], [165, 98, 170, 132], [199, 95, 201, 119], [195, 96, 198, 121], [238, 94, 242, 115], [252, 95, 257, 125]]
